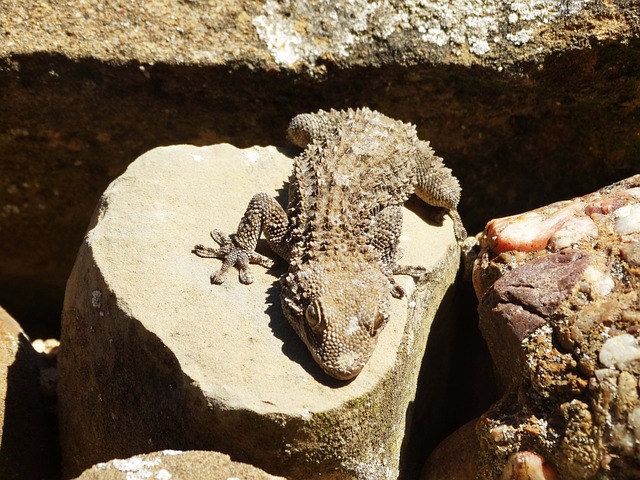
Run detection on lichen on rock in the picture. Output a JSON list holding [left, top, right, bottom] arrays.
[[252, 0, 595, 69]]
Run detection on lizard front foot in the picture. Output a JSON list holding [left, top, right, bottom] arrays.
[[193, 229, 275, 284]]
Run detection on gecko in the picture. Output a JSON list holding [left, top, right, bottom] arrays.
[[193, 107, 465, 380]]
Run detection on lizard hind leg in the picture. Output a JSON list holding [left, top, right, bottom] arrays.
[[413, 141, 467, 241]]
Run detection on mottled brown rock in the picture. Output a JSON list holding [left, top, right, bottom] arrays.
[[621, 242, 640, 268], [486, 251, 591, 318], [472, 175, 640, 479], [479, 251, 590, 390], [58, 144, 460, 479], [74, 450, 286, 480], [0, 306, 57, 480]]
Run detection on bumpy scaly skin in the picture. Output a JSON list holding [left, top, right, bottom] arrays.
[[194, 108, 465, 380]]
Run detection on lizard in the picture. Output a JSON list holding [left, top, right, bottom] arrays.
[[193, 107, 466, 380]]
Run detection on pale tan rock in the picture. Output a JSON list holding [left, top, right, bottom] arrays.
[[75, 450, 286, 480], [58, 144, 460, 479], [0, 305, 57, 479]]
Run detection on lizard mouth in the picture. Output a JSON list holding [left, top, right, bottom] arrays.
[[312, 348, 368, 380], [319, 363, 363, 380]]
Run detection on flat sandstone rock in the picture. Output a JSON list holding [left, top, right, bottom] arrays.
[[58, 144, 460, 479]]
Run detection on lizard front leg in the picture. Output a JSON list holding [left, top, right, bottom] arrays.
[[193, 193, 290, 284]]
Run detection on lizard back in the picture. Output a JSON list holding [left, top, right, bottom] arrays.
[[288, 108, 418, 265]]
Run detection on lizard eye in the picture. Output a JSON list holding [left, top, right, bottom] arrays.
[[305, 300, 324, 332]]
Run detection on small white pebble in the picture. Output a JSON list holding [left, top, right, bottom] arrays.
[[112, 457, 161, 472], [190, 154, 204, 163], [161, 450, 183, 456], [548, 216, 598, 250], [582, 266, 614, 297], [31, 339, 45, 353], [614, 204, 640, 234], [625, 187, 640, 199], [599, 334, 640, 369], [156, 469, 172, 480], [91, 290, 102, 308]]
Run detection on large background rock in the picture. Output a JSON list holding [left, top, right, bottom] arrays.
[[58, 144, 461, 479], [0, 1, 638, 338]]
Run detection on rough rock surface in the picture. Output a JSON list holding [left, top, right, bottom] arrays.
[[421, 174, 640, 479], [470, 175, 640, 479], [58, 144, 460, 479], [2, 0, 637, 69], [1, 1, 638, 339], [74, 450, 286, 480], [0, 305, 57, 479]]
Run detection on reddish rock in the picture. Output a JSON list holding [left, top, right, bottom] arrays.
[[479, 251, 590, 391], [420, 419, 479, 480], [474, 175, 640, 479], [425, 174, 640, 479]]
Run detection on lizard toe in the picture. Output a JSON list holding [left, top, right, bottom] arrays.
[[210, 270, 226, 284], [248, 251, 276, 269], [238, 267, 255, 284], [210, 228, 233, 247]]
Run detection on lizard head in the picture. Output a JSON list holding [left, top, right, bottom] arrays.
[[281, 259, 391, 380]]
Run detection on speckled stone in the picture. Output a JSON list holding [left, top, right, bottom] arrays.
[[74, 450, 285, 480], [472, 175, 640, 479], [423, 174, 640, 480]]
